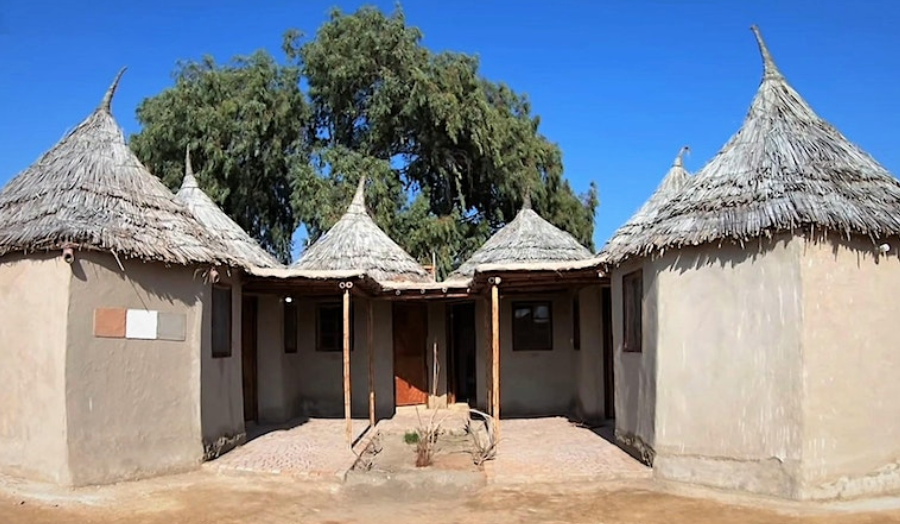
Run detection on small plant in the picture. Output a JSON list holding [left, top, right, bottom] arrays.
[[413, 407, 447, 467], [467, 409, 498, 466], [403, 431, 420, 445]]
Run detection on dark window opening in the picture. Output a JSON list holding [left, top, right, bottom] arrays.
[[512, 301, 553, 351], [623, 270, 643, 353], [284, 301, 297, 354], [212, 285, 232, 358], [317, 302, 354, 352]]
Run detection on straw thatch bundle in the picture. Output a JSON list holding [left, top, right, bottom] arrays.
[[450, 195, 593, 278], [600, 147, 691, 261], [0, 69, 235, 267], [176, 148, 279, 268], [606, 26, 900, 265], [291, 177, 433, 283]]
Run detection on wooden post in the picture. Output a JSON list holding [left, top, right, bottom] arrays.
[[490, 277, 501, 437], [483, 295, 492, 416], [341, 282, 353, 445], [367, 299, 375, 427]]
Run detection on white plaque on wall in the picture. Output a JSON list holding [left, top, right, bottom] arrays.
[[125, 309, 159, 340]]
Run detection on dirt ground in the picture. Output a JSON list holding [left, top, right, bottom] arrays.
[[4, 470, 900, 524]]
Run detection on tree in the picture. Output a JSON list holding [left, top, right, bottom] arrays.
[[292, 6, 597, 276], [130, 51, 309, 262], [131, 5, 597, 274]]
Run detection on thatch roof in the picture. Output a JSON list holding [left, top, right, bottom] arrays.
[[290, 177, 433, 283], [176, 148, 279, 268], [599, 147, 691, 261], [0, 69, 234, 267], [606, 26, 900, 265], [450, 195, 593, 278]]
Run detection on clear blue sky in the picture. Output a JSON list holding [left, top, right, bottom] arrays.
[[2, 1, 899, 254]]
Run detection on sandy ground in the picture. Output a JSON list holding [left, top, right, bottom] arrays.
[[4, 470, 900, 524]]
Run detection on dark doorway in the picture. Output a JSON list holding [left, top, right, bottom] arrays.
[[393, 302, 429, 406], [601, 286, 615, 419], [241, 296, 259, 422], [448, 302, 477, 405]]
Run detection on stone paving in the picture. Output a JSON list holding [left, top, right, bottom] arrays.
[[205, 418, 370, 481], [205, 413, 649, 486], [486, 417, 651, 485]]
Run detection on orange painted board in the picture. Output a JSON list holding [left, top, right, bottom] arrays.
[[94, 308, 126, 338]]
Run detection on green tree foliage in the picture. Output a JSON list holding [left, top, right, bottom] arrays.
[[130, 52, 309, 262], [131, 5, 598, 275]]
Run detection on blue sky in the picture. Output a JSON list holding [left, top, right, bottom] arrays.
[[2, 1, 899, 256]]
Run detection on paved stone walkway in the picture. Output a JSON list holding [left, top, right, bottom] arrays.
[[206, 418, 370, 481], [487, 417, 651, 484], [205, 414, 649, 486]]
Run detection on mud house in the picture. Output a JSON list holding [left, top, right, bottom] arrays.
[[240, 177, 437, 442], [600, 26, 900, 500], [444, 195, 608, 424], [601, 146, 691, 466], [1, 23, 899, 504], [238, 178, 609, 442], [0, 70, 252, 486], [174, 148, 280, 456]]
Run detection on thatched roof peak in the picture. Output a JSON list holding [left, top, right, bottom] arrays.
[[750, 25, 782, 80], [450, 204, 593, 278], [291, 177, 433, 283], [176, 148, 279, 268], [522, 188, 533, 210], [347, 176, 367, 215], [599, 146, 692, 260], [0, 70, 237, 267], [181, 146, 199, 190], [672, 145, 689, 169], [604, 26, 900, 265], [99, 67, 127, 113]]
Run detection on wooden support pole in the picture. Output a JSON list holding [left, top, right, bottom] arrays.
[[367, 299, 375, 427], [490, 277, 501, 437], [483, 296, 492, 416], [341, 282, 353, 445]]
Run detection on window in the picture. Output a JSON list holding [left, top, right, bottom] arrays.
[[572, 295, 581, 351], [623, 270, 643, 353], [283, 301, 297, 354], [212, 285, 232, 358], [316, 302, 354, 352], [512, 301, 553, 351]]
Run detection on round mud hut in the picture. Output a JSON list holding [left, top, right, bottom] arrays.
[[604, 26, 900, 501], [0, 70, 247, 487]]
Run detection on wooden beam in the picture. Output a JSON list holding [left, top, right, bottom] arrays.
[[490, 277, 501, 437], [367, 299, 375, 427], [341, 282, 353, 445], [380, 292, 473, 301]]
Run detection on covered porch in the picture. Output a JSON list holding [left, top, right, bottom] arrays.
[[241, 269, 473, 446], [460, 261, 612, 437], [240, 257, 613, 448]]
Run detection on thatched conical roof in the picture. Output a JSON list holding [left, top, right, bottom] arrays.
[[600, 147, 691, 260], [0, 69, 234, 267], [176, 148, 279, 268], [606, 26, 900, 265], [291, 177, 432, 282], [450, 195, 593, 278]]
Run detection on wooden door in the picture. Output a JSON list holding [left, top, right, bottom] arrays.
[[393, 303, 428, 406], [241, 296, 259, 422]]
